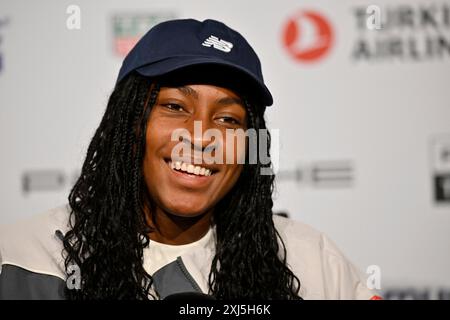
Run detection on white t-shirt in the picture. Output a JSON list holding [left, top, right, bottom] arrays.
[[143, 227, 213, 275]]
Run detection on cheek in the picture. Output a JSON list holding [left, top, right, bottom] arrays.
[[219, 163, 244, 197], [144, 115, 177, 158], [223, 130, 247, 165], [143, 124, 159, 170], [142, 117, 172, 179]]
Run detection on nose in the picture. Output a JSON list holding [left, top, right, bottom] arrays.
[[185, 114, 219, 154]]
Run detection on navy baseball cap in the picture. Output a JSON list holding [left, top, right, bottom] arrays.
[[116, 18, 273, 106]]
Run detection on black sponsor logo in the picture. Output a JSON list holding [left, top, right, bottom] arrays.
[[431, 135, 450, 203], [277, 160, 354, 187], [0, 16, 10, 74], [383, 287, 450, 300], [22, 169, 79, 194]]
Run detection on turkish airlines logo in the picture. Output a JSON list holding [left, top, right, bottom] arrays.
[[282, 10, 334, 62]]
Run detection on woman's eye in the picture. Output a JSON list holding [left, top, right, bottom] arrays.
[[218, 116, 240, 125], [162, 103, 185, 112]]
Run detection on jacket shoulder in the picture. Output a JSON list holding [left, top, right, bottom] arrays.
[[273, 215, 378, 299], [273, 215, 324, 249], [0, 204, 71, 280]]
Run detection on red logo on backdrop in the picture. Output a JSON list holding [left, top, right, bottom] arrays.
[[282, 10, 334, 63]]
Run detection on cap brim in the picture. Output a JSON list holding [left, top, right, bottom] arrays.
[[135, 56, 273, 106]]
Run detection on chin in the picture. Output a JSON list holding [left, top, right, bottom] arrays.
[[165, 200, 210, 218]]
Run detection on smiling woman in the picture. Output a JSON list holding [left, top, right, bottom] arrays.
[[143, 83, 247, 244], [0, 18, 380, 300]]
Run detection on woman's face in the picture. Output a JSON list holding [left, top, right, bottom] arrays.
[[143, 83, 247, 218]]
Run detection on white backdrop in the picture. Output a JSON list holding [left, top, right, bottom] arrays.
[[1, 0, 449, 299]]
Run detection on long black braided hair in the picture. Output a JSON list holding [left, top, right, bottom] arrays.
[[63, 71, 301, 299]]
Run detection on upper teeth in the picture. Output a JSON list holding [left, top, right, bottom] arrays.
[[169, 161, 212, 176]]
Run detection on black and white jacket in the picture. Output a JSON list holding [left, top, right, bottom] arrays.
[[0, 204, 379, 299]]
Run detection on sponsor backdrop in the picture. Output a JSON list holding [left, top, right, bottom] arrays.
[[1, 0, 449, 299]]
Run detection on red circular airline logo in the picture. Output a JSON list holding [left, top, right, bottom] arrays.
[[282, 10, 334, 62]]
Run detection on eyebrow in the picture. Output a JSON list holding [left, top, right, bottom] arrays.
[[177, 86, 199, 100], [216, 96, 244, 106], [176, 86, 244, 106]]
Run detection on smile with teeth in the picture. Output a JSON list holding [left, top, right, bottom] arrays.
[[169, 161, 213, 176]]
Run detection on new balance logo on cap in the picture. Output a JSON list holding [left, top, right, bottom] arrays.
[[202, 35, 234, 53]]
